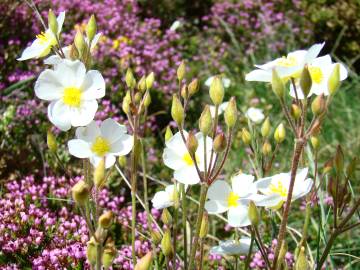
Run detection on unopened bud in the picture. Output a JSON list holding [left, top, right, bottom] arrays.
[[125, 69, 136, 89], [310, 136, 320, 150], [69, 43, 79, 60], [261, 117, 271, 137], [47, 129, 57, 152], [122, 91, 131, 114], [213, 133, 227, 153], [209, 76, 224, 105], [86, 237, 97, 265], [74, 30, 86, 56], [295, 247, 309, 270], [199, 105, 213, 135], [146, 72, 155, 90], [334, 145, 344, 173], [150, 230, 162, 245], [99, 211, 113, 229], [188, 79, 199, 97], [328, 64, 341, 96], [224, 97, 237, 128], [177, 61, 186, 81], [171, 95, 184, 125], [199, 214, 208, 238], [311, 94, 326, 116], [102, 248, 116, 270], [161, 230, 173, 257], [186, 131, 198, 155], [143, 91, 151, 108], [135, 252, 153, 270], [165, 126, 173, 141], [181, 85, 188, 99], [134, 92, 142, 104], [248, 201, 260, 227], [300, 65, 312, 97], [271, 69, 285, 98], [241, 128, 251, 145], [94, 159, 106, 188], [274, 123, 286, 143], [118, 156, 127, 168], [161, 209, 172, 225], [291, 104, 301, 120], [262, 141, 272, 156], [71, 180, 89, 205], [48, 9, 58, 35], [86, 15, 97, 42], [138, 76, 146, 92]]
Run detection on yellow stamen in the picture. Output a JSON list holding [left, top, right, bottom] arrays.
[[269, 180, 288, 198], [277, 56, 297, 67], [91, 137, 110, 156], [308, 66, 323, 84], [63, 87, 82, 107], [227, 192, 239, 207], [182, 152, 199, 166]]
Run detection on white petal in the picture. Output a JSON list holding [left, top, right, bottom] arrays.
[[174, 167, 200, 185], [288, 50, 307, 64], [17, 39, 48, 61], [231, 173, 256, 197], [293, 178, 313, 201], [205, 200, 228, 214], [70, 100, 98, 127], [220, 239, 251, 255], [207, 180, 231, 201], [304, 42, 325, 63], [81, 70, 106, 100], [90, 33, 102, 51], [109, 134, 133, 156], [75, 121, 101, 142], [55, 60, 86, 87], [254, 176, 273, 195], [165, 131, 188, 154], [289, 82, 306, 99], [48, 100, 72, 131], [163, 148, 184, 170], [104, 155, 116, 168], [245, 69, 271, 82], [254, 194, 282, 208], [227, 205, 251, 227], [296, 168, 309, 182], [100, 118, 127, 144], [35, 69, 64, 100], [339, 63, 348, 81], [152, 190, 173, 209], [44, 55, 62, 65], [68, 139, 92, 158], [310, 55, 332, 67], [56, 11, 66, 34]]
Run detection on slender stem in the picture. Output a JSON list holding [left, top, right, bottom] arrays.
[[199, 239, 205, 270], [96, 243, 102, 270], [244, 229, 255, 270], [173, 186, 179, 270], [234, 256, 238, 270], [254, 226, 271, 268], [298, 199, 311, 250], [131, 131, 139, 266], [316, 230, 338, 270], [279, 98, 297, 135], [181, 184, 188, 270], [188, 184, 209, 270]]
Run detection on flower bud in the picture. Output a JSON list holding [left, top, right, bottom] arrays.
[[181, 85, 188, 99], [295, 247, 309, 270], [209, 76, 224, 105], [71, 180, 90, 205], [74, 30, 86, 56], [161, 208, 172, 225], [94, 158, 106, 188], [86, 15, 97, 42], [271, 68, 285, 98], [134, 92, 142, 104], [143, 91, 151, 108], [261, 117, 271, 138], [161, 230, 173, 257], [213, 133, 227, 153], [171, 95, 184, 125], [224, 97, 237, 128], [274, 123, 286, 143], [311, 94, 325, 116], [248, 201, 260, 227], [328, 63, 341, 96], [135, 252, 153, 270], [48, 9, 58, 35], [165, 126, 173, 142], [102, 248, 116, 270], [86, 237, 97, 266], [188, 78, 199, 97], [118, 156, 127, 168], [177, 61, 186, 81], [199, 105, 212, 135], [291, 104, 301, 120], [99, 211, 113, 229], [186, 131, 198, 155], [146, 72, 155, 90], [310, 136, 320, 150], [122, 91, 131, 114], [300, 65, 312, 97], [346, 158, 357, 180], [125, 68, 136, 89], [199, 214, 208, 239], [334, 145, 344, 173], [138, 76, 146, 92], [262, 141, 272, 156], [69, 43, 79, 60], [150, 230, 162, 245], [47, 129, 57, 152], [241, 128, 251, 145]]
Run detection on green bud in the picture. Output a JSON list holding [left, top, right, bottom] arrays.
[[241, 128, 252, 145], [274, 123, 286, 143], [334, 145, 344, 173], [177, 61, 186, 81], [161, 230, 173, 257], [271, 68, 285, 98], [161, 208, 173, 225], [144, 91, 151, 108], [99, 211, 113, 229], [102, 248, 116, 270], [118, 156, 127, 168], [122, 91, 131, 114], [138, 76, 146, 92], [199, 214, 208, 239], [209, 76, 224, 105], [261, 117, 271, 137], [248, 201, 260, 227], [199, 105, 213, 135], [47, 129, 57, 152], [311, 94, 326, 116], [310, 136, 320, 150], [300, 65, 312, 97], [213, 133, 227, 153], [262, 141, 272, 156], [295, 247, 309, 270], [71, 180, 89, 205], [186, 131, 198, 155], [146, 72, 155, 90], [165, 126, 173, 142], [86, 15, 97, 42], [94, 158, 106, 188], [224, 97, 237, 128], [291, 104, 301, 120], [181, 85, 188, 100], [328, 63, 341, 96], [74, 30, 86, 56], [135, 252, 153, 270], [125, 68, 136, 89], [188, 78, 199, 97], [48, 9, 58, 35], [86, 237, 98, 266], [150, 230, 162, 245], [134, 92, 142, 104], [171, 95, 184, 125]]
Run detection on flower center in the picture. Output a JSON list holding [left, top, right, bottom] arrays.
[[63, 87, 82, 107], [182, 152, 199, 166], [269, 180, 288, 198], [91, 136, 111, 156], [36, 31, 54, 45], [308, 66, 323, 84], [277, 56, 297, 67], [227, 192, 240, 207]]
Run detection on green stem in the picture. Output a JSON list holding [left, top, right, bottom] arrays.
[[188, 184, 209, 270], [181, 184, 188, 270], [199, 239, 205, 270], [96, 243, 102, 270], [173, 185, 179, 269], [244, 229, 255, 270], [131, 135, 139, 266]]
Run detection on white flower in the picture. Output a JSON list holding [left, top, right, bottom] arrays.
[[34, 59, 105, 131], [209, 102, 229, 118], [163, 131, 213, 185], [170, 20, 181, 31], [18, 11, 66, 61], [44, 33, 102, 66], [205, 173, 258, 227], [255, 168, 313, 209], [245, 43, 325, 82], [210, 238, 251, 256], [151, 184, 188, 209], [205, 76, 231, 88], [245, 107, 265, 123], [289, 55, 348, 99], [68, 118, 133, 168]]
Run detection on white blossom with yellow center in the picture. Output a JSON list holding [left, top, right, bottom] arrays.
[[245, 43, 325, 82], [34, 59, 105, 131], [18, 11, 66, 61], [210, 238, 251, 257], [68, 118, 133, 168], [205, 173, 258, 227], [163, 131, 213, 185], [289, 55, 348, 99], [245, 107, 265, 123], [255, 168, 313, 209], [151, 184, 188, 209]]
